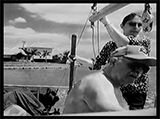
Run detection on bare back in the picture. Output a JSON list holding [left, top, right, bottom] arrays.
[[63, 71, 125, 114]]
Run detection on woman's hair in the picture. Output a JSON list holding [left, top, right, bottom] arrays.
[[121, 13, 142, 26]]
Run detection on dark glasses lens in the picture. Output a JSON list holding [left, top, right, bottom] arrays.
[[128, 62, 149, 73], [128, 22, 142, 27], [123, 58, 149, 73]]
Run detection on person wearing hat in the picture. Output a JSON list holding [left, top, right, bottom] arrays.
[[63, 45, 156, 114], [89, 12, 154, 110]]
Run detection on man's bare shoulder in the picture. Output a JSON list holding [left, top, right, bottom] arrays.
[[78, 72, 124, 111], [79, 71, 113, 93]]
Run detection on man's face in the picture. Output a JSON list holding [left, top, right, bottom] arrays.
[[122, 16, 142, 37], [113, 57, 145, 85]]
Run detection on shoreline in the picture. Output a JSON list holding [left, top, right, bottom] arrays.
[[4, 62, 80, 70]]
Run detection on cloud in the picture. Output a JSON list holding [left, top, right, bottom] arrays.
[[19, 4, 98, 24], [9, 17, 27, 24], [4, 3, 157, 58], [19, 3, 156, 25], [4, 26, 71, 54], [4, 26, 35, 35]]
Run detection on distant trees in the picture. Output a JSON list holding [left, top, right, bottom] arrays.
[[61, 50, 70, 63], [41, 50, 51, 63], [30, 49, 41, 62], [18, 47, 70, 64], [19, 47, 33, 62], [52, 50, 70, 64], [19, 47, 41, 62], [17, 52, 27, 60]]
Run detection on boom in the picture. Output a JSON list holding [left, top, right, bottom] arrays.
[[89, 3, 129, 23]]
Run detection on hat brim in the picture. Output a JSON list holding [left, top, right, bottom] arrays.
[[124, 55, 156, 66]]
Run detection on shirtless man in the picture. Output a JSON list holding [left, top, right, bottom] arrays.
[[63, 45, 156, 114]]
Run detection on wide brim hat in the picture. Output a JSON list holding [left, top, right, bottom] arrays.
[[111, 45, 156, 66]]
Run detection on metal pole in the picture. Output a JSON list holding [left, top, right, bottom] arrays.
[[68, 34, 77, 93], [37, 87, 41, 100]]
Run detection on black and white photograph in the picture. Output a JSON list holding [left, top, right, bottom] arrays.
[[3, 3, 157, 116]]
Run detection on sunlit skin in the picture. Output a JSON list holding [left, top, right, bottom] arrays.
[[105, 57, 144, 87], [63, 57, 145, 113], [121, 16, 143, 37]]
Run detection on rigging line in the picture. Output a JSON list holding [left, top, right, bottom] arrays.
[[91, 25, 96, 59], [90, 3, 98, 59], [76, 9, 93, 47], [76, 3, 98, 57], [56, 65, 69, 92], [94, 4, 100, 54], [97, 20, 100, 54]]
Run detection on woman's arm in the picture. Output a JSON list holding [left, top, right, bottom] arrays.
[[100, 17, 129, 47]]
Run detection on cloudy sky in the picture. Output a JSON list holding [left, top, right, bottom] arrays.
[[4, 3, 156, 59]]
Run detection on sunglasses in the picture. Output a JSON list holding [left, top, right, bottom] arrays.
[[128, 22, 142, 27], [123, 58, 149, 73], [128, 62, 149, 73]]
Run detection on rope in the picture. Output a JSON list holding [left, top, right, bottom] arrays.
[[56, 65, 69, 93], [76, 9, 93, 47], [90, 3, 98, 59], [91, 24, 96, 59], [97, 20, 100, 54], [65, 7, 95, 94], [76, 3, 100, 60], [76, 3, 99, 59]]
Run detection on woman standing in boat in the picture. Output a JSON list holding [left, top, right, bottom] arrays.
[[90, 11, 153, 110]]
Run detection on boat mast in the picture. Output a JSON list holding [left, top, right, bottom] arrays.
[[68, 34, 77, 93]]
